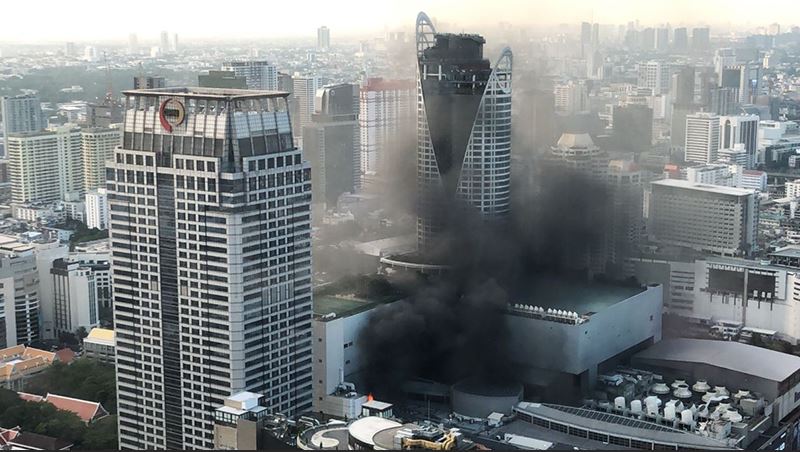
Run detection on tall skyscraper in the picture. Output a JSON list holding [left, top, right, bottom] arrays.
[[160, 30, 169, 52], [6, 125, 83, 206], [719, 114, 759, 168], [415, 12, 512, 251], [685, 112, 720, 164], [317, 26, 330, 49], [110, 88, 313, 449], [359, 78, 415, 177], [81, 126, 122, 192], [303, 83, 360, 209], [673, 27, 689, 51], [655, 28, 669, 52], [1, 94, 45, 158], [292, 75, 320, 143], [221, 61, 278, 90], [691, 27, 710, 51]]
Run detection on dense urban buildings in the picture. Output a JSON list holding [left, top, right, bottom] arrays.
[[220, 60, 278, 90], [415, 12, 513, 251], [109, 87, 313, 449]]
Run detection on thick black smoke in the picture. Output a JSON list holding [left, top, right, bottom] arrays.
[[359, 159, 611, 397]]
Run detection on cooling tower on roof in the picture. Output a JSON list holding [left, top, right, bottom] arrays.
[[692, 379, 711, 393]]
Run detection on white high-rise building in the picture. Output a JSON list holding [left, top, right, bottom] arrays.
[[358, 78, 415, 177], [111, 87, 313, 449], [719, 114, 759, 168], [34, 241, 69, 341], [554, 80, 589, 114], [649, 179, 759, 257], [81, 126, 121, 192], [292, 75, 320, 142], [85, 188, 108, 230], [6, 125, 83, 207], [50, 258, 99, 335], [1, 94, 44, 158], [0, 235, 41, 348], [220, 61, 278, 90], [317, 26, 330, 49], [685, 112, 720, 164], [637, 60, 672, 95]]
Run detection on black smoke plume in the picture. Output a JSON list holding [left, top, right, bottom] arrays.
[[359, 160, 611, 397]]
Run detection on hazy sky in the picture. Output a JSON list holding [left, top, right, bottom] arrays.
[[2, 0, 800, 41]]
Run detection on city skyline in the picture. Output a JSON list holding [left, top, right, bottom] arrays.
[[3, 0, 800, 42]]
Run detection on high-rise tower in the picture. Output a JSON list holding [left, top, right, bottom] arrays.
[[110, 88, 313, 449], [415, 12, 512, 252]]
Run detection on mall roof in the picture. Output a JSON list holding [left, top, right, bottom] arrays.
[[633, 338, 800, 383]]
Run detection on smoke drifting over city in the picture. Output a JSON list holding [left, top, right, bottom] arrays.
[[360, 166, 611, 396]]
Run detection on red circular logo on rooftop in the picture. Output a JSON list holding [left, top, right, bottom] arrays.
[[159, 98, 185, 132]]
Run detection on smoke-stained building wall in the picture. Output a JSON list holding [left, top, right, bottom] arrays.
[[415, 12, 513, 252]]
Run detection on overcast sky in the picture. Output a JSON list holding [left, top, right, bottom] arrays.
[[2, 0, 799, 41]]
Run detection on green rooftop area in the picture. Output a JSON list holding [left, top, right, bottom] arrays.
[[313, 274, 408, 319]]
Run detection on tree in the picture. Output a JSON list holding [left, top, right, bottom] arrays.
[[79, 415, 118, 450], [24, 358, 117, 414], [0, 392, 86, 444]]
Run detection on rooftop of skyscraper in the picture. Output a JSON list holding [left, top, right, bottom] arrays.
[[122, 86, 289, 100]]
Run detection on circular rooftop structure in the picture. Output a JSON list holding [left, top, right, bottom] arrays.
[[347, 416, 402, 450], [451, 378, 523, 418]]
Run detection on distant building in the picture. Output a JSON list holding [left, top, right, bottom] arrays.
[[685, 112, 720, 164], [292, 75, 320, 143], [1, 94, 45, 158], [7, 125, 84, 207], [133, 75, 165, 90], [719, 114, 759, 168], [198, 70, 247, 89], [691, 27, 710, 51], [159, 30, 169, 53], [317, 26, 331, 49], [50, 258, 99, 335], [81, 126, 121, 192], [554, 80, 588, 114], [304, 84, 360, 208], [359, 78, 415, 177], [637, 61, 671, 95], [220, 61, 278, 90], [0, 236, 42, 346], [612, 104, 653, 152], [649, 179, 759, 257], [673, 27, 689, 51], [83, 327, 114, 363], [84, 188, 108, 230]]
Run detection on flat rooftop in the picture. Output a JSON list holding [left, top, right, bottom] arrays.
[[651, 178, 755, 197], [513, 278, 645, 316], [122, 86, 290, 100], [633, 338, 800, 383], [770, 245, 800, 259], [313, 275, 408, 319]]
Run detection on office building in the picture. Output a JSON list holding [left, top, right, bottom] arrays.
[[612, 104, 652, 152], [133, 76, 166, 90], [317, 26, 330, 49], [717, 143, 749, 166], [110, 87, 312, 449], [0, 236, 40, 347], [607, 160, 644, 270], [160, 31, 169, 52], [719, 114, 759, 168], [554, 80, 588, 114], [6, 125, 83, 207], [649, 179, 758, 257], [415, 12, 513, 250], [292, 75, 320, 143], [655, 28, 669, 52], [85, 188, 108, 230], [81, 126, 121, 192], [358, 78, 415, 176], [1, 94, 44, 158], [127, 33, 138, 54], [684, 112, 720, 164], [303, 84, 360, 209], [220, 61, 278, 91], [637, 61, 671, 95], [50, 258, 99, 335]]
